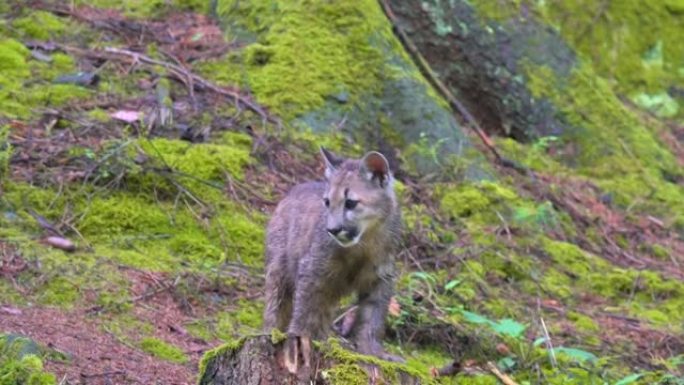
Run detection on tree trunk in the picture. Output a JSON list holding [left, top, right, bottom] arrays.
[[198, 336, 423, 385]]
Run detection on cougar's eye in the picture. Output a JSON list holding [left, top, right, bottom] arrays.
[[344, 199, 359, 210], [323, 198, 330, 208]]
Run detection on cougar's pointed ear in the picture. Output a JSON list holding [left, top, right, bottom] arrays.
[[360, 151, 391, 187], [320, 147, 343, 179]]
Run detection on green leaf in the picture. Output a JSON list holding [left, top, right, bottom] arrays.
[[491, 318, 526, 338], [444, 279, 461, 291], [553, 347, 597, 363], [667, 354, 684, 366], [614, 373, 643, 385], [460, 310, 493, 325], [409, 271, 436, 284], [497, 356, 516, 371], [443, 306, 463, 315], [459, 311, 526, 338]]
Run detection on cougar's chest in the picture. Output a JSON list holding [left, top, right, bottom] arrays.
[[328, 249, 379, 295]]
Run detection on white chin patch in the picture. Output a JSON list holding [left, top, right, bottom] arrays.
[[329, 233, 361, 248]]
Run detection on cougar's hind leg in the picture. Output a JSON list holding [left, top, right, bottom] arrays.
[[263, 252, 293, 332]]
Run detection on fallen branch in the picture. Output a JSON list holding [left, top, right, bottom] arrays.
[[58, 45, 281, 129], [26, 208, 63, 236], [486, 361, 520, 385], [86, 275, 181, 314]]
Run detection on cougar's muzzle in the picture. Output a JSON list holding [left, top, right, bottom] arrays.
[[327, 225, 360, 247]]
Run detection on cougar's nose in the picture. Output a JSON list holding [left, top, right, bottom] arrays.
[[327, 227, 343, 236]]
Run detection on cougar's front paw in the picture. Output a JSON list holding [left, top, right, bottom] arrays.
[[377, 351, 406, 363], [281, 335, 313, 378], [357, 341, 405, 363]]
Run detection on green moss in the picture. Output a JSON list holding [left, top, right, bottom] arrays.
[[402, 348, 461, 385], [469, 0, 520, 22], [12, 11, 66, 40], [650, 244, 671, 260], [472, 0, 684, 116], [0, 39, 30, 74], [74, 192, 264, 270], [69, 0, 207, 18], [215, 300, 264, 338], [102, 314, 154, 346], [139, 337, 188, 364], [536, 237, 684, 329], [568, 311, 600, 333], [138, 132, 252, 182], [436, 180, 560, 248], [440, 183, 498, 219], [209, 0, 405, 120], [0, 335, 56, 385], [0, 125, 10, 181], [198, 337, 247, 377], [525, 63, 684, 217], [79, 194, 176, 235], [0, 354, 56, 385], [38, 276, 81, 307], [0, 129, 259, 308], [1, 163, 262, 307], [270, 328, 286, 345], [322, 364, 369, 385], [542, 1, 684, 99], [286, 129, 362, 157], [439, 181, 520, 220], [319, 338, 434, 384], [0, 281, 24, 306], [1, 335, 43, 360], [86, 108, 111, 123], [541, 238, 609, 277], [233, 300, 263, 329], [402, 203, 451, 244], [0, 197, 136, 309], [633, 91, 680, 118], [495, 137, 567, 174], [0, 38, 91, 119], [34, 133, 264, 271]]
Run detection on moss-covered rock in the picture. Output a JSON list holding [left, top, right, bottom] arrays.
[[388, 0, 683, 222], [0, 335, 57, 385], [472, 0, 684, 119], [207, 0, 481, 177]]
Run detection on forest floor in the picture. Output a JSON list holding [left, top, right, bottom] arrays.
[[1, 2, 683, 385]]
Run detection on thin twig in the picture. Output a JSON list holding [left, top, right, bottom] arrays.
[[495, 211, 512, 241], [539, 317, 557, 367], [486, 361, 520, 385], [58, 45, 281, 128], [130, 275, 181, 302], [333, 305, 358, 326], [26, 208, 63, 236], [87, 275, 181, 314]]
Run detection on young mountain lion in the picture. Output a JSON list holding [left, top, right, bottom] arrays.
[[263, 147, 402, 376]]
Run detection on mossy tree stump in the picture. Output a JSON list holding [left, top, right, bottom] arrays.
[[198, 336, 424, 385]]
